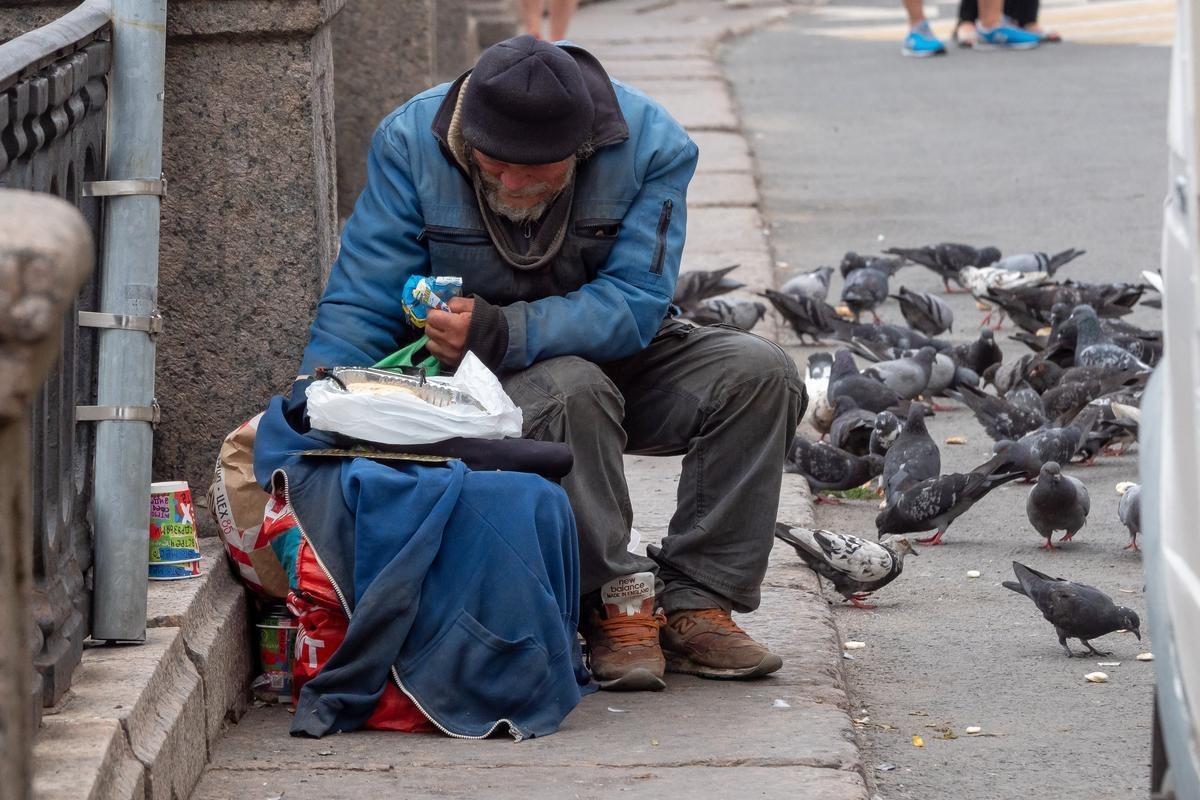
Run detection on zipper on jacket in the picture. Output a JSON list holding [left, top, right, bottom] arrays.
[[275, 468, 523, 742], [649, 199, 673, 276], [420, 225, 492, 246]]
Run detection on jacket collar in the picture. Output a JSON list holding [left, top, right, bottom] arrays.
[[431, 42, 630, 171]]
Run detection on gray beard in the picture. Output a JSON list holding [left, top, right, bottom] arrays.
[[474, 158, 576, 224]]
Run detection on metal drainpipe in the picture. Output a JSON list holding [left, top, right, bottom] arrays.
[[90, 0, 167, 642]]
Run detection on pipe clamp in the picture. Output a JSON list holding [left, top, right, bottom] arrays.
[[83, 178, 166, 197], [78, 311, 163, 335], [76, 402, 161, 425]]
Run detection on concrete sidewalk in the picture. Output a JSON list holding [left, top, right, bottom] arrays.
[[192, 2, 869, 798]]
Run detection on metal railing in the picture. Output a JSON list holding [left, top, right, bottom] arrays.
[[0, 0, 111, 723]]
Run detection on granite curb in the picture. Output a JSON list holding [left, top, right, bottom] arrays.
[[33, 555, 252, 800]]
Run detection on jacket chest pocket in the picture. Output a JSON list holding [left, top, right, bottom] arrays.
[[567, 218, 622, 280]]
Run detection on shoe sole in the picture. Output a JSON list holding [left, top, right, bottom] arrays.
[[664, 652, 784, 680], [901, 47, 947, 57], [596, 667, 667, 692], [973, 40, 1040, 50]]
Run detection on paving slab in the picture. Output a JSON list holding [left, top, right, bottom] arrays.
[[607, 57, 722, 81], [33, 717, 145, 800], [689, 169, 758, 207], [692, 129, 756, 173], [632, 78, 739, 130]]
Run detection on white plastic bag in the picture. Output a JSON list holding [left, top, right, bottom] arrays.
[[305, 352, 523, 445]]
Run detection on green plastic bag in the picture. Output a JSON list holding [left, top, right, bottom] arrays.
[[372, 334, 441, 377]]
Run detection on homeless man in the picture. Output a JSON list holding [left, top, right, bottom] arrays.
[[293, 35, 805, 692]]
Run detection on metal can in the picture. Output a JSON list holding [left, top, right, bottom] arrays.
[[256, 602, 297, 702]]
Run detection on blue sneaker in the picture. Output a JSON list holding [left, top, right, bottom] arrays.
[[975, 21, 1041, 49], [903, 21, 947, 57]]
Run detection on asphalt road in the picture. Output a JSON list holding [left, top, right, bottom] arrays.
[[725, 6, 1168, 799]]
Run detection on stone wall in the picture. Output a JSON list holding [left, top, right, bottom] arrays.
[[333, 0, 435, 220], [154, 0, 345, 519]]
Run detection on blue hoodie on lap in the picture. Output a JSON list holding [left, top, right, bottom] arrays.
[[254, 395, 589, 739]]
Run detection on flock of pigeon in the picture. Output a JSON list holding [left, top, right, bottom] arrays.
[[673, 242, 1155, 657]]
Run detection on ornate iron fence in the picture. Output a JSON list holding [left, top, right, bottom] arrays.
[[0, 0, 111, 720]]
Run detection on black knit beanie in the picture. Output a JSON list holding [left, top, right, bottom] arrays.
[[460, 35, 595, 165]]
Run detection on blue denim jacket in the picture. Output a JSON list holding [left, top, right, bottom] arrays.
[[299, 45, 698, 374]]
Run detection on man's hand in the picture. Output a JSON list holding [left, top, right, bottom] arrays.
[[425, 296, 475, 367]]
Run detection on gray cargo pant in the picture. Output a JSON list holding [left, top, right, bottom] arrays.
[[500, 319, 806, 614]]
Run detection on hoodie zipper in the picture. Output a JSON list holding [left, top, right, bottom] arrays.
[[275, 468, 522, 741], [649, 199, 673, 276]]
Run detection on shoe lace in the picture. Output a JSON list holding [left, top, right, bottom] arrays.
[[686, 608, 747, 635], [599, 610, 666, 648]]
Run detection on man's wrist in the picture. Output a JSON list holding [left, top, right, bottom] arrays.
[[466, 295, 509, 371]]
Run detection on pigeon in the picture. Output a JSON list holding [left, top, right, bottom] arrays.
[[1044, 305, 1162, 368], [952, 382, 1046, 442], [827, 350, 907, 415], [1026, 461, 1091, 549], [1002, 562, 1141, 657], [840, 252, 905, 279], [993, 248, 1086, 276], [870, 410, 902, 457], [875, 454, 1022, 545], [958, 266, 1052, 329], [841, 267, 890, 324], [826, 318, 941, 355], [892, 287, 954, 336], [884, 243, 1001, 292], [993, 405, 1100, 478], [763, 289, 836, 344], [774, 523, 917, 609], [1023, 359, 1065, 395], [949, 329, 1003, 377], [685, 298, 767, 330], [673, 264, 742, 311], [982, 288, 1053, 334], [785, 437, 884, 500], [781, 266, 836, 301], [882, 405, 942, 498], [829, 398, 878, 457], [1042, 371, 1144, 424], [1072, 307, 1151, 371], [1118, 483, 1142, 551], [1006, 380, 1046, 420], [863, 347, 937, 401], [806, 352, 836, 434]]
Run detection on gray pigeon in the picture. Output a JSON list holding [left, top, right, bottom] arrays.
[[863, 347, 937, 401], [774, 524, 917, 609], [882, 405, 941, 499], [829, 398, 878, 457], [685, 298, 767, 330], [840, 252, 905, 278], [781, 266, 836, 301], [785, 437, 884, 501], [673, 264, 742, 312], [892, 287, 954, 336], [884, 243, 1001, 292], [875, 454, 1022, 545], [925, 352, 958, 396], [994, 248, 1086, 276], [762, 289, 836, 344], [841, 267, 890, 324], [1002, 562, 1141, 657], [988, 407, 1099, 482], [1074, 307, 1151, 371], [1026, 462, 1091, 549], [953, 382, 1046, 442], [949, 329, 1003, 377], [828, 350, 907, 415], [1007, 380, 1046, 420], [1118, 483, 1141, 551]]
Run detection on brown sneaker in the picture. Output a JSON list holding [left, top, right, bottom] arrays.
[[580, 573, 667, 692], [661, 608, 783, 679]]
